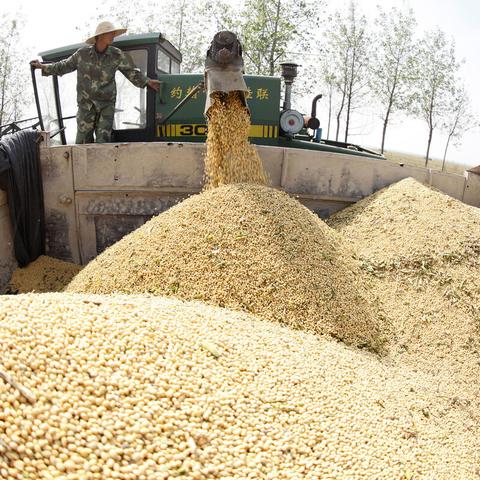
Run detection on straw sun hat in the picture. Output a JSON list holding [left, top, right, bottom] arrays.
[[85, 21, 127, 44]]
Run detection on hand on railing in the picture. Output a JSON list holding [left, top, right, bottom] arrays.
[[30, 60, 46, 71]]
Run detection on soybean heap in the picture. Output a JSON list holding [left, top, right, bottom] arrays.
[[1, 292, 478, 480], [5, 255, 81, 294], [67, 183, 387, 351], [1, 82, 479, 478]]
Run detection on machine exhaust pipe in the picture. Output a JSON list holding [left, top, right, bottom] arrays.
[[280, 62, 299, 111]]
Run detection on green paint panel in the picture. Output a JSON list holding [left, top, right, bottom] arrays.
[[156, 74, 281, 141]]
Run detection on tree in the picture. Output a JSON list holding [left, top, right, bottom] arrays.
[[81, 0, 216, 73], [370, 7, 417, 154], [0, 15, 27, 126], [162, 1, 218, 72], [324, 1, 370, 142], [411, 28, 459, 166], [81, 0, 325, 102], [217, 0, 322, 77], [322, 72, 335, 139], [440, 84, 477, 171], [322, 31, 348, 141]]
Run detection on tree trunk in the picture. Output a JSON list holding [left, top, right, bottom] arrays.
[[344, 63, 355, 142], [327, 86, 332, 139], [424, 89, 436, 167], [335, 96, 345, 141], [442, 133, 452, 172], [442, 112, 461, 171], [425, 126, 433, 167], [344, 93, 351, 143], [344, 38, 358, 142], [381, 66, 398, 154], [336, 75, 348, 141], [381, 105, 392, 154], [177, 1, 185, 51], [0, 62, 9, 127]]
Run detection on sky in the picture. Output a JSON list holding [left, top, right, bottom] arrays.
[[4, 0, 480, 167]]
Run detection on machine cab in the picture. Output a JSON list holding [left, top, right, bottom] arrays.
[[32, 32, 182, 145], [33, 32, 283, 147]]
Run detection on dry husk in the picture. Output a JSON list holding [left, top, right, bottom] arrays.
[[204, 92, 267, 188], [5, 255, 82, 294], [67, 184, 387, 351], [0, 293, 478, 479]]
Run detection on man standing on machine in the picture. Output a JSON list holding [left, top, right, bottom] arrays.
[[30, 21, 160, 144]]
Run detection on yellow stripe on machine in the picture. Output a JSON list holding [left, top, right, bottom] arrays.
[[156, 124, 278, 138]]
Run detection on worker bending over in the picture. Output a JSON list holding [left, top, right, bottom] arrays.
[[31, 21, 160, 144]]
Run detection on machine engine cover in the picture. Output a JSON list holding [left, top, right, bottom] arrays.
[[279, 109, 304, 135]]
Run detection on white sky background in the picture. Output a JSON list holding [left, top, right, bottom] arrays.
[[4, 0, 480, 167]]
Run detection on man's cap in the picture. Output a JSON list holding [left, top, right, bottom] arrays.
[[85, 21, 127, 45]]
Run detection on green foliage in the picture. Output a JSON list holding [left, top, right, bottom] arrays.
[[70, 0, 475, 163], [370, 7, 417, 111], [323, 1, 370, 142], [411, 29, 458, 128], [218, 0, 322, 77], [81, 0, 323, 90], [81, 0, 216, 73], [440, 83, 477, 168]]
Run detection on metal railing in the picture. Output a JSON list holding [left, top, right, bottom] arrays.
[[0, 117, 41, 139]]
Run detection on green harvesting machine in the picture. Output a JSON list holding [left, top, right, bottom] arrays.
[[32, 31, 382, 159]]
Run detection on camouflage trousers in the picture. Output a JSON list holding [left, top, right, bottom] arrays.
[[76, 102, 115, 144]]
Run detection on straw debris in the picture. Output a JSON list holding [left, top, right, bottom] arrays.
[[67, 183, 387, 351]]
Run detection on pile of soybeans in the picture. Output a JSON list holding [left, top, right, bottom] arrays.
[[204, 92, 267, 188], [328, 178, 480, 421], [328, 177, 480, 274], [67, 183, 386, 351], [0, 293, 478, 480], [1, 120, 480, 480], [5, 256, 82, 294]]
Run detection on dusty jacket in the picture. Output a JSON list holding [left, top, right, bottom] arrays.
[[43, 45, 148, 107]]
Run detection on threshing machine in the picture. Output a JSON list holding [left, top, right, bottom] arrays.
[[0, 31, 478, 291]]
